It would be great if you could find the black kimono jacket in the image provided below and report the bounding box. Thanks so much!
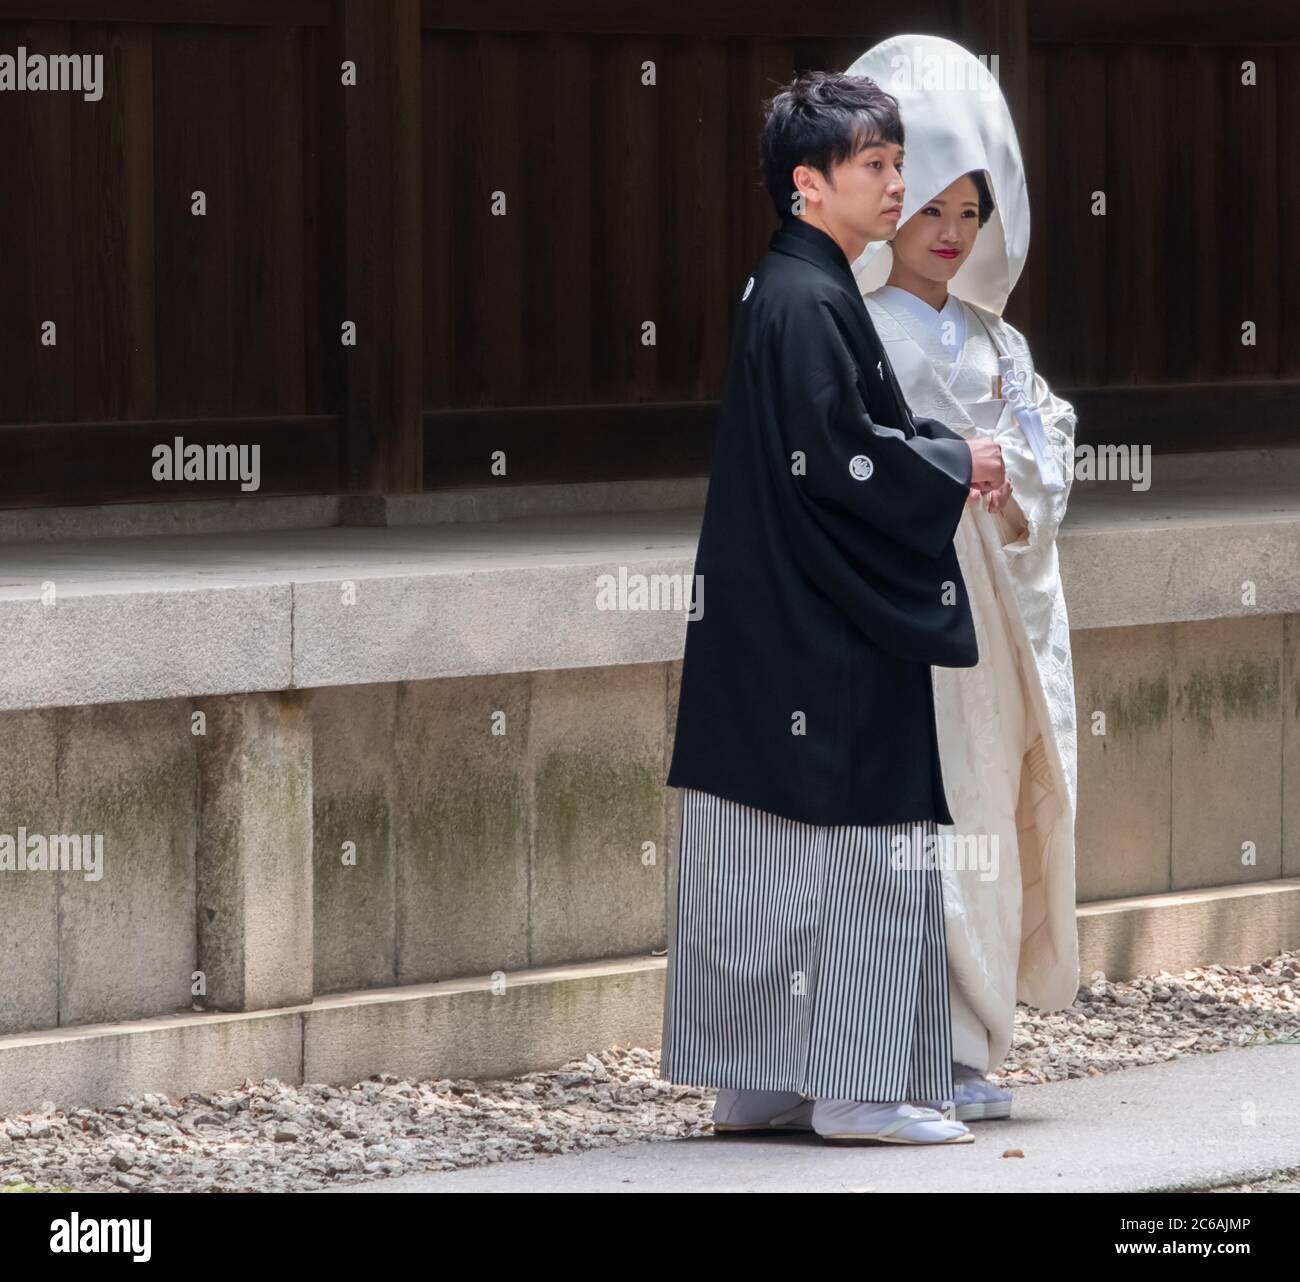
[665,215,978,827]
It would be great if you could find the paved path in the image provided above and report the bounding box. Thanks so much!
[338,1044,1300,1192]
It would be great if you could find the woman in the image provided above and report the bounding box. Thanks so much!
[844,34,1081,1119]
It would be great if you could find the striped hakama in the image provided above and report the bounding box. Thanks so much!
[660,788,956,1103]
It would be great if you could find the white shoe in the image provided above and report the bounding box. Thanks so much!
[812,1099,973,1145]
[920,1074,1013,1122]
[711,1088,814,1133]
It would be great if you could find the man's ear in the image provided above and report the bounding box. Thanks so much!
[792,163,820,206]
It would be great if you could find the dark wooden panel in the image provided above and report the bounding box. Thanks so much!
[423,402,717,486]
[1067,381,1300,452]
[153,25,233,415]
[0,2,329,25]
[660,40,729,400]
[1016,38,1047,342]
[71,24,155,420]
[725,41,790,303]
[1279,47,1300,379]
[591,34,663,401]
[340,0,422,491]
[0,21,75,423]
[229,26,307,415]
[422,0,959,37]
[1034,44,1107,386]
[0,416,340,506]
[421,31,460,407]
[1031,0,1300,45]
[1105,45,1172,385]
[303,14,345,415]
[470,31,523,404]
[535,33,594,401]
[1220,47,1278,380]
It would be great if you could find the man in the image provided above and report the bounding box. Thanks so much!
[660,70,1006,1145]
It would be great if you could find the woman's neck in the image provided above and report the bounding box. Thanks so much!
[883,261,949,314]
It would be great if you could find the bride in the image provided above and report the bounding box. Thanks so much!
[846,34,1081,1120]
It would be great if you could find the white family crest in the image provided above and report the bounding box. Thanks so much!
[849,454,874,481]
[741,275,755,301]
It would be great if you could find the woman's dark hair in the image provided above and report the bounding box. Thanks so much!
[760,71,904,221]
[968,169,995,227]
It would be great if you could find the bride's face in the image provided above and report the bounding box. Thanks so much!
[890,174,981,284]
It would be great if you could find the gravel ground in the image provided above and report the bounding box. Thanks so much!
[2,949,1296,1194]
[1201,1167,1300,1193]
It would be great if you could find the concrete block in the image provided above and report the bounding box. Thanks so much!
[194,692,313,1011]
[302,957,665,1085]
[1172,617,1283,890]
[1284,616,1300,879]
[1079,879,1300,983]
[290,549,693,689]
[0,1008,304,1115]
[1072,624,1173,900]
[0,709,60,1034]
[56,701,196,1028]
[311,684,397,993]
[0,584,292,712]
[394,675,530,983]
[528,665,668,966]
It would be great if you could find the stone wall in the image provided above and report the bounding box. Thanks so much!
[0,618,1296,1039]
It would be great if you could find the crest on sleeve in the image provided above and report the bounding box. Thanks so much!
[741,276,755,301]
[849,454,874,481]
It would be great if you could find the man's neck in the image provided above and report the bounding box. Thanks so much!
[795,212,865,268]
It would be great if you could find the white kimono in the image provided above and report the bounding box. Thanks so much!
[865,284,1080,1074]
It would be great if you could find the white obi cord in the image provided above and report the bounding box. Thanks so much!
[998,357,1066,491]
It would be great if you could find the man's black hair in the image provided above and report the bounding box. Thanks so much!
[760,71,904,222]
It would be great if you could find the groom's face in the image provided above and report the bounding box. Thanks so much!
[822,140,905,244]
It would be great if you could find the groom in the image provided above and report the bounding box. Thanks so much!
[663,70,1006,1144]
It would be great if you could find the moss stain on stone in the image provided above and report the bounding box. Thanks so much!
[534,749,662,867]
[1180,657,1279,737]
[1091,675,1169,736]
[313,788,394,989]
[399,762,527,973]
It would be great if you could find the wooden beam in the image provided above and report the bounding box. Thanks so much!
[420,0,956,37]
[422,401,717,486]
[1029,0,1300,45]
[1065,381,1300,453]
[0,415,340,506]
[0,1,330,24]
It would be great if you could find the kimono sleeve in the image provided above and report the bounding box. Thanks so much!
[912,415,966,444]
[992,321,1076,558]
[774,304,972,560]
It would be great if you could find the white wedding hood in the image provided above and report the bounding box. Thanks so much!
[845,34,1028,317]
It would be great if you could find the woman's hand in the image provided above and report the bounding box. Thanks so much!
[984,478,1014,514]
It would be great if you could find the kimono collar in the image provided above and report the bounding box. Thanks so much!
[769,217,863,295]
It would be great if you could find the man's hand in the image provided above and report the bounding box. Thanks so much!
[966,437,1005,489]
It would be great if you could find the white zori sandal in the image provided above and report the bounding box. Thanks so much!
[711,1088,814,1133]
[812,1100,973,1145]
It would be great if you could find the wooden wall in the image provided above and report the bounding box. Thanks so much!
[1019,3,1300,445]
[0,0,1295,506]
